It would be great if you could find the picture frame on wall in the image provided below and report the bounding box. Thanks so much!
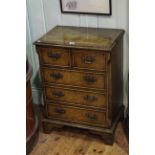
[60,0,112,15]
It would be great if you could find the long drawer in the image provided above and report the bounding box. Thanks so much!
[44,86,107,109]
[47,104,107,127]
[42,68,106,89]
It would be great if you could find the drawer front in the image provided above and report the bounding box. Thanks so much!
[39,47,70,67]
[45,86,107,109]
[73,49,106,70]
[42,68,105,89]
[47,104,107,127]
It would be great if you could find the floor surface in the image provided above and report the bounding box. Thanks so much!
[30,122,129,155]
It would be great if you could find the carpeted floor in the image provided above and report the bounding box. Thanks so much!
[30,122,128,155]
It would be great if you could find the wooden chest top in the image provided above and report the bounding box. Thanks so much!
[34,26,124,51]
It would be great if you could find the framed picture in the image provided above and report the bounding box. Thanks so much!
[60,0,112,15]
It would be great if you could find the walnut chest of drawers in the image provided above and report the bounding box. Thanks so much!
[34,26,124,144]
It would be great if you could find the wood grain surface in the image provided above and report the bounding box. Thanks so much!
[44,85,107,109]
[34,26,124,51]
[46,103,107,127]
[42,68,106,89]
[34,26,124,145]
[30,122,128,155]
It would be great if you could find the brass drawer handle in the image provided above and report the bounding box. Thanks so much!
[54,108,65,114]
[52,91,64,97]
[84,95,97,101]
[82,56,95,64]
[85,113,97,120]
[48,53,61,60]
[50,73,63,80]
[83,75,96,83]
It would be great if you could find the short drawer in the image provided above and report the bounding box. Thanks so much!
[39,46,70,67]
[47,104,107,127]
[42,68,106,89]
[72,49,106,71]
[45,86,107,109]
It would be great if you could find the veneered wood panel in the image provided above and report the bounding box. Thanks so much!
[34,26,123,51]
[42,68,106,89]
[44,86,107,109]
[111,38,123,121]
[34,26,124,144]
[47,104,107,127]
[39,46,70,67]
[27,0,128,108]
[72,49,106,71]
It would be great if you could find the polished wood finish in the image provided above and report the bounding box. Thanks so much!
[72,49,106,71]
[42,106,123,145]
[111,38,124,121]
[34,26,123,51]
[39,46,70,67]
[34,26,124,145]
[44,86,107,109]
[42,68,106,89]
[47,104,107,127]
[26,61,39,154]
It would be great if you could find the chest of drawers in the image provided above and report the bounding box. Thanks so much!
[34,26,124,144]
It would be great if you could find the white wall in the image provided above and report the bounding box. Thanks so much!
[26,0,129,109]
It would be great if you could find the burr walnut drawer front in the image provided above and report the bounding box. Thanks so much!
[47,104,107,127]
[72,49,106,71]
[39,47,70,67]
[45,86,107,109]
[42,68,106,89]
